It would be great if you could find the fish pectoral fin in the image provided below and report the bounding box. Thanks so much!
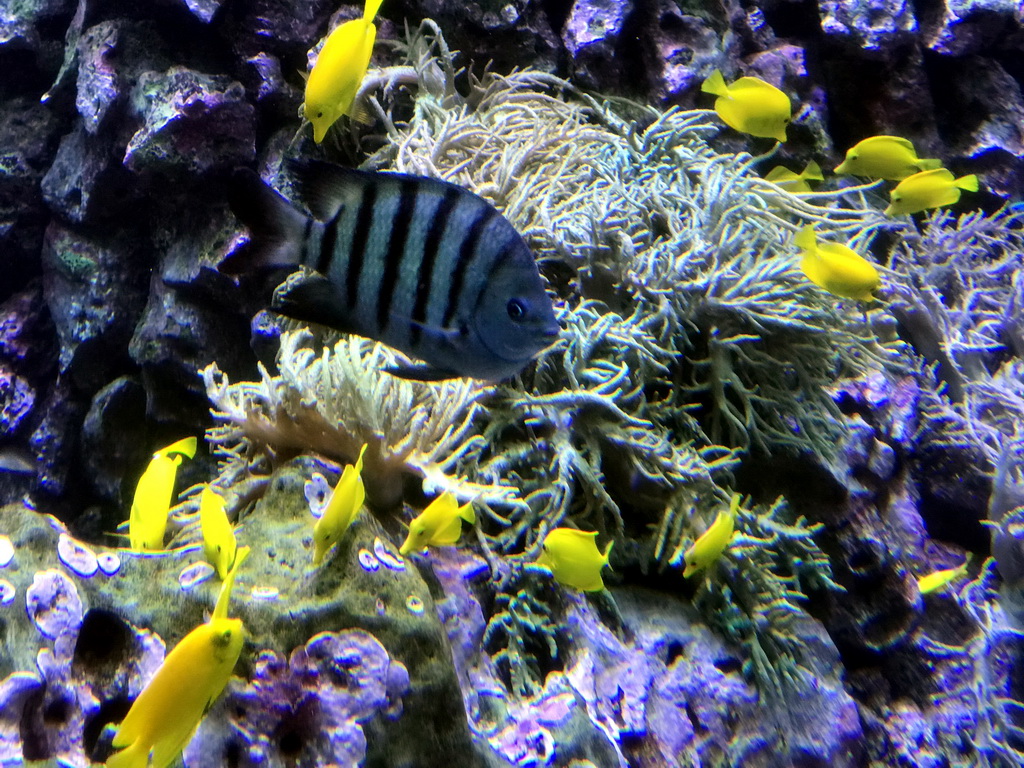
[271,274,350,329]
[383,363,461,381]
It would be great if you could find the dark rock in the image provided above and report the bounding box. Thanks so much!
[932,56,1024,199]
[0,284,56,377]
[123,66,256,176]
[641,0,741,103]
[75,20,120,133]
[240,51,303,121]
[28,374,87,497]
[920,0,1024,56]
[79,375,149,507]
[0,96,63,299]
[40,123,135,224]
[817,0,917,53]
[173,0,225,24]
[41,220,148,393]
[224,0,335,59]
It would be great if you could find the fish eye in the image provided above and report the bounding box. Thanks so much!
[507,298,527,321]
[316,110,323,118]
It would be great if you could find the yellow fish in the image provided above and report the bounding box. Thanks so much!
[399,492,476,555]
[764,160,823,193]
[834,136,941,180]
[794,224,880,301]
[312,445,367,565]
[107,549,248,768]
[303,0,385,143]
[536,528,613,592]
[700,69,791,142]
[682,494,739,578]
[199,487,237,580]
[884,168,979,216]
[128,437,198,551]
[917,558,968,595]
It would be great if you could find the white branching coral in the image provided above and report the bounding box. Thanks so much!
[201,330,519,509]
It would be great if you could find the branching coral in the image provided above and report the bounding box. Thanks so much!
[684,497,843,700]
[920,558,1024,768]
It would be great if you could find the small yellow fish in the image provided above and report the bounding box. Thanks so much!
[399,492,476,555]
[303,0,385,143]
[834,136,941,181]
[884,168,979,216]
[107,549,247,768]
[764,160,823,193]
[917,559,968,595]
[794,224,880,301]
[701,69,791,142]
[128,437,198,551]
[683,494,739,578]
[199,487,237,580]
[536,528,613,592]
[312,445,367,566]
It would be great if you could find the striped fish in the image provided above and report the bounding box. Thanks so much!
[223,160,559,381]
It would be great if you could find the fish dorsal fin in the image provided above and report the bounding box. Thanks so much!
[871,135,914,151]
[802,160,823,181]
[363,0,385,22]
[288,159,375,221]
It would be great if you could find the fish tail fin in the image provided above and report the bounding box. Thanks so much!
[458,501,477,525]
[363,0,384,21]
[802,160,823,181]
[793,224,817,252]
[956,174,979,192]
[602,540,614,566]
[221,169,307,275]
[106,740,149,768]
[701,69,728,96]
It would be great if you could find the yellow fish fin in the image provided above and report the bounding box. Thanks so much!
[432,514,464,546]
[701,69,728,96]
[156,436,197,460]
[458,501,476,525]
[712,96,747,134]
[602,540,614,566]
[955,174,979,192]
[362,0,385,21]
[794,224,817,253]
[105,738,149,768]
[916,158,942,171]
[213,546,250,621]
[802,160,823,181]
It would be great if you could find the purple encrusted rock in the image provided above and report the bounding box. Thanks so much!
[124,66,255,175]
[817,0,917,53]
[562,0,634,91]
[187,629,410,768]
[174,0,225,24]
[922,0,1024,55]
[0,672,44,765]
[0,364,34,435]
[25,569,83,640]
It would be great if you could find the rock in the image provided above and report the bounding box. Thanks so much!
[41,220,148,393]
[75,21,120,134]
[0,363,34,436]
[563,0,634,91]
[921,0,1024,56]
[79,376,149,507]
[41,123,136,224]
[174,0,225,24]
[817,0,917,53]
[932,56,1024,199]
[124,66,255,176]
[225,0,335,59]
[28,374,87,497]
[0,97,63,299]
[240,51,303,121]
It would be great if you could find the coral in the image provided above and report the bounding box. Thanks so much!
[201,329,516,511]
[186,630,410,768]
[684,496,844,699]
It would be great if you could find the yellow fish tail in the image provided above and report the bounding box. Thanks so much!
[458,501,476,525]
[362,0,384,21]
[156,436,198,460]
[213,546,250,621]
[701,69,728,96]
[802,160,823,182]
[602,540,613,566]
[955,174,979,192]
[794,224,817,252]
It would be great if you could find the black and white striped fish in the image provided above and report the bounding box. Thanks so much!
[223,160,559,381]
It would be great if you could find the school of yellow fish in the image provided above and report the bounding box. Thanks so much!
[701,71,982,304]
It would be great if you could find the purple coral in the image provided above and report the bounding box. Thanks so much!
[187,630,409,768]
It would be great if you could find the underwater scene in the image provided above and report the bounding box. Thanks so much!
[0,0,1023,765]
